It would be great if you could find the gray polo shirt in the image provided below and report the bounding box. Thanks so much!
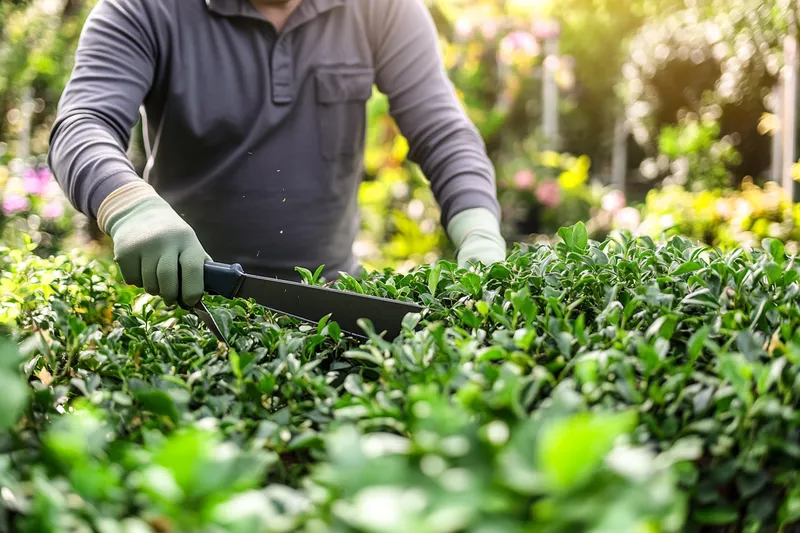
[48,0,501,281]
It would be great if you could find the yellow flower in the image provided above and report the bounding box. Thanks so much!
[358,181,388,205]
[539,151,562,168]
[363,148,384,175]
[793,160,800,182]
[391,135,409,163]
[557,154,590,190]
[377,166,407,184]
[757,112,778,136]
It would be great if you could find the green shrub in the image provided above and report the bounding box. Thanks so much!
[628,180,800,254]
[1,224,800,532]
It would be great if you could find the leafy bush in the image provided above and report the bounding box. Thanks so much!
[619,0,796,181]
[357,2,580,269]
[496,150,626,243]
[630,180,800,254]
[356,91,449,272]
[640,117,742,190]
[2,224,800,531]
[0,161,77,256]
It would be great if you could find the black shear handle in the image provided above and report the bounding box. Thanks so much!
[177,261,244,310]
[203,261,245,299]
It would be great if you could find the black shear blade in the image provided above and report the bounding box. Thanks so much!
[192,300,228,344]
[236,274,422,340]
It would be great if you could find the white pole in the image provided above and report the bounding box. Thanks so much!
[542,26,559,149]
[771,83,783,183]
[781,32,798,201]
[612,114,628,190]
[18,86,34,165]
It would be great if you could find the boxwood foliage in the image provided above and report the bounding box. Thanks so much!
[1,223,800,532]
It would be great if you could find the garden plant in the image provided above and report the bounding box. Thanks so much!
[0,223,799,532]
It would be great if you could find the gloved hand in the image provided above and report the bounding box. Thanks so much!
[97,180,209,307]
[447,207,506,267]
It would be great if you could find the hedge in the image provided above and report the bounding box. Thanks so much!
[0,223,799,532]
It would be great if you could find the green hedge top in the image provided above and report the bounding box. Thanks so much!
[1,223,799,533]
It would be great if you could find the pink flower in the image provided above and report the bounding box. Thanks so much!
[514,170,536,190]
[3,194,30,215]
[41,200,65,220]
[498,31,540,63]
[613,207,641,232]
[43,180,62,200]
[481,21,498,40]
[531,19,561,40]
[601,190,626,213]
[543,55,561,72]
[21,167,52,196]
[535,180,561,208]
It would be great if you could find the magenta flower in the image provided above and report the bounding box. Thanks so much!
[42,200,65,220]
[3,194,30,215]
[513,170,536,190]
[21,167,52,196]
[535,180,561,208]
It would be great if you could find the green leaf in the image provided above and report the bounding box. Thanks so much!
[135,389,181,424]
[317,314,330,335]
[693,507,739,525]
[461,272,483,297]
[313,264,326,284]
[780,485,800,526]
[537,410,637,492]
[764,238,785,264]
[573,222,588,252]
[428,263,442,297]
[646,315,677,341]
[295,267,315,285]
[574,313,587,345]
[0,337,27,431]
[557,226,574,249]
[637,342,662,375]
[511,287,537,324]
[458,308,482,329]
[687,326,710,361]
[672,261,702,275]
[477,346,507,362]
[208,306,233,341]
[230,348,243,384]
[718,353,754,406]
[327,321,342,342]
[765,262,783,284]
[0,371,27,431]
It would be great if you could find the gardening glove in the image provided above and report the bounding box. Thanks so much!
[97,180,209,307]
[447,207,506,267]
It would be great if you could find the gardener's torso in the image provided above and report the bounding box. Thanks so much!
[138,0,377,281]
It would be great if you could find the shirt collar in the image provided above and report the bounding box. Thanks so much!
[205,0,345,19]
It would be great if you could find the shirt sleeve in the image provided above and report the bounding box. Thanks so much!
[367,0,501,226]
[47,0,163,219]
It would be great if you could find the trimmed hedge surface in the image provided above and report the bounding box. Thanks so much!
[1,224,799,532]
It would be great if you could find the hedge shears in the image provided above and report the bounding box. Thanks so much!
[189,262,423,344]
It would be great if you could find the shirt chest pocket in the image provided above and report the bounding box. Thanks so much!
[315,67,375,160]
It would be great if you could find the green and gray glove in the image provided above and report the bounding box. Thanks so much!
[447,207,506,267]
[97,181,209,307]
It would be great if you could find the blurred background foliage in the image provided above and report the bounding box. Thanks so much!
[0,0,799,271]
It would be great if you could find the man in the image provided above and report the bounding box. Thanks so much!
[48,0,506,308]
